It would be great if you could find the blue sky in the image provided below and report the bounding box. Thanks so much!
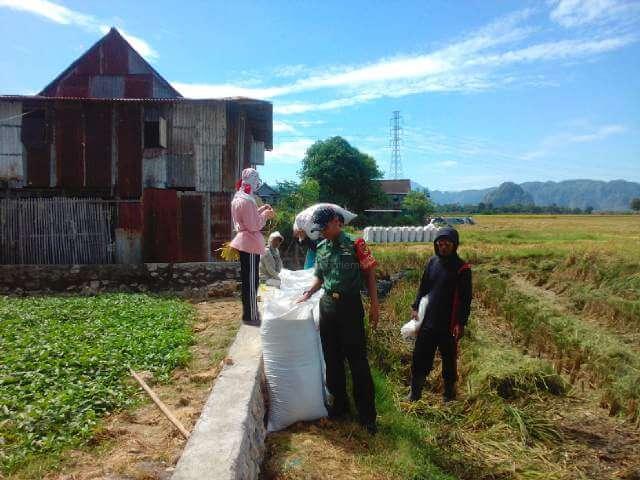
[1,0,638,191]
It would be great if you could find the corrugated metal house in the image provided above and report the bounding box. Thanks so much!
[0,28,272,264]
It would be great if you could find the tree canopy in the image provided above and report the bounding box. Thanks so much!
[299,136,386,212]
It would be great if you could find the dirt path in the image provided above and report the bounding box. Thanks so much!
[39,298,241,480]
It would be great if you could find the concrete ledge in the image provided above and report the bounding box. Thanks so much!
[172,324,266,480]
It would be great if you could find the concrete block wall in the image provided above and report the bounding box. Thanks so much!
[172,325,267,480]
[0,262,240,296]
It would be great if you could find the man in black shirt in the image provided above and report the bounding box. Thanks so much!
[408,227,472,402]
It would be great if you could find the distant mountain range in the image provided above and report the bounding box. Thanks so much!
[418,180,640,211]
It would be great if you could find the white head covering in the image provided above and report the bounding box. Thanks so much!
[239,168,261,194]
[268,231,284,242]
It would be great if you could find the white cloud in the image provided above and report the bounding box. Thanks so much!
[522,123,628,159]
[273,121,296,133]
[173,7,636,113]
[548,0,639,28]
[0,0,94,26]
[0,0,158,60]
[437,160,459,167]
[265,139,315,164]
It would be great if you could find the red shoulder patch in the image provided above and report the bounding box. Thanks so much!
[354,238,377,271]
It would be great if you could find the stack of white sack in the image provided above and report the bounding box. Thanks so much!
[260,268,327,432]
[400,295,429,341]
[294,203,357,241]
[363,223,440,243]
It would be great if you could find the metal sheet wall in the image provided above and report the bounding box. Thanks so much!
[85,104,112,188]
[55,106,84,188]
[143,152,167,188]
[115,202,143,263]
[210,191,233,260]
[0,102,23,181]
[117,104,142,198]
[89,76,125,98]
[143,188,180,262]
[179,193,205,261]
[124,75,152,98]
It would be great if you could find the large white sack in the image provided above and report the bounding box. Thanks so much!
[425,224,438,242]
[400,295,429,341]
[381,227,388,243]
[394,227,402,243]
[401,227,409,242]
[363,227,371,242]
[261,287,327,432]
[408,227,417,242]
[371,226,380,243]
[294,203,357,240]
[415,227,424,242]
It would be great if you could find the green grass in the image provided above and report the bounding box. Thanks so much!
[0,293,195,474]
[476,270,640,421]
[366,274,570,479]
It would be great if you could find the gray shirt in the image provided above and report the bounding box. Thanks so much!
[260,246,283,280]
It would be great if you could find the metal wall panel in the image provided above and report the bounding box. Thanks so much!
[0,102,23,181]
[124,75,152,98]
[55,106,84,188]
[57,75,90,97]
[179,193,205,261]
[89,76,125,98]
[251,140,265,166]
[26,147,50,187]
[116,104,142,198]
[222,105,238,192]
[153,78,179,98]
[210,191,233,260]
[194,143,222,192]
[128,51,151,74]
[85,103,112,188]
[102,34,129,75]
[143,152,167,188]
[143,188,180,262]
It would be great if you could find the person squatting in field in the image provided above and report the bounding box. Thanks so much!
[408,227,472,402]
[229,168,275,325]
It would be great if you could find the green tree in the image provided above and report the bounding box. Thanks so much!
[631,197,640,212]
[299,136,385,212]
[401,190,435,223]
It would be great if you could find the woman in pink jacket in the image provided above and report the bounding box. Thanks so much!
[230,168,275,325]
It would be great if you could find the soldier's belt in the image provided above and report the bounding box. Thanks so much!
[324,291,360,301]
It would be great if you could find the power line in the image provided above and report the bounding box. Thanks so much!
[389,110,403,179]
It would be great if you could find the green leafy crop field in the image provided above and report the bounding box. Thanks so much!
[0,294,194,474]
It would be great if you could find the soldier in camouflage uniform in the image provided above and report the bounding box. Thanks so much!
[298,207,379,434]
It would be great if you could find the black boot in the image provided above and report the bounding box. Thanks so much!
[443,381,456,402]
[406,376,425,402]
